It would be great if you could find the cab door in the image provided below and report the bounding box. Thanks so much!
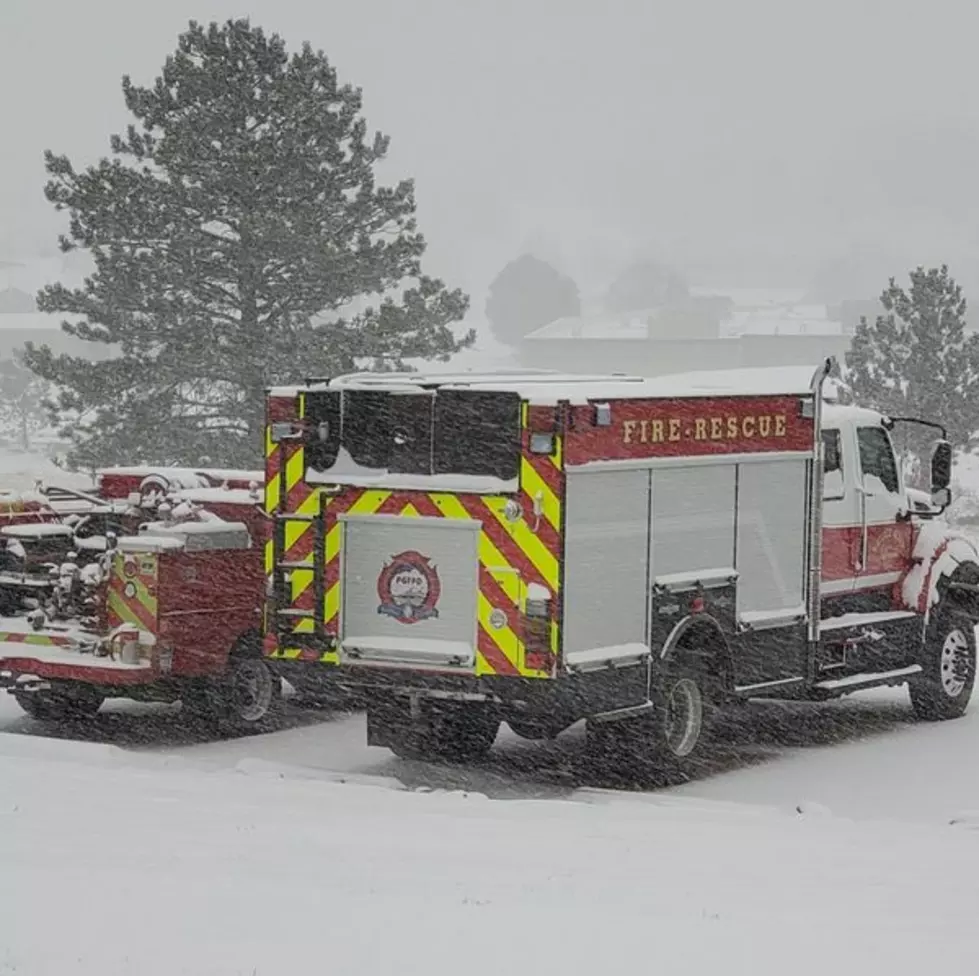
[854,424,913,593]
[820,427,860,597]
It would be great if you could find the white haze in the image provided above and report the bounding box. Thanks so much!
[3,0,979,299]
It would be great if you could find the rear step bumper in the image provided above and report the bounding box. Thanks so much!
[0,657,157,688]
[272,659,647,713]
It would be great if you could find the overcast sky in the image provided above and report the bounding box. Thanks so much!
[3,0,979,300]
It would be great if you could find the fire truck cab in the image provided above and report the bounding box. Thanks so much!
[262,362,979,770]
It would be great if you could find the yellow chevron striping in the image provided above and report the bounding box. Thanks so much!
[285,449,305,495]
[283,487,323,551]
[106,589,136,628]
[429,492,474,523]
[315,490,392,623]
[264,538,274,576]
[352,490,392,514]
[475,590,520,676]
[323,582,340,627]
[550,434,563,471]
[485,502,560,591]
[519,457,561,532]
[265,429,282,514]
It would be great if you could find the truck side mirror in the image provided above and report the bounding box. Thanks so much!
[930,440,953,510]
[931,440,952,492]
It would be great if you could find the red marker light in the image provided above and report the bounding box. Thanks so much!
[690,596,705,614]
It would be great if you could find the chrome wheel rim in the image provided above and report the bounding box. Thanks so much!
[940,629,971,698]
[232,660,274,722]
[664,677,703,757]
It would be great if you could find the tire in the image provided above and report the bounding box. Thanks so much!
[182,656,283,731]
[374,699,500,763]
[587,661,710,782]
[225,656,283,730]
[13,689,104,721]
[909,606,976,721]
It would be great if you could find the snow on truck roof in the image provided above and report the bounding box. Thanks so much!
[821,403,888,427]
[272,364,828,404]
[97,466,263,483]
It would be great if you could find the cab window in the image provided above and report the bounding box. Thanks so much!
[822,429,844,499]
[857,426,900,494]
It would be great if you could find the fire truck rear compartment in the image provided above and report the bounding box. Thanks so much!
[561,457,809,688]
[337,514,482,670]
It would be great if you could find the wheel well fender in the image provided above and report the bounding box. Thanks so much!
[228,629,263,660]
[657,613,734,690]
[936,560,979,618]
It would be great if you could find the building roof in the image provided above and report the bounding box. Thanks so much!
[523,287,849,342]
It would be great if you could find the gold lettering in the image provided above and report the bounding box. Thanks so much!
[775,414,786,437]
[727,416,739,439]
[758,415,772,437]
[694,418,708,440]
[669,418,681,442]
[710,417,723,440]
[623,419,637,444]
[742,416,756,437]
[639,419,650,444]
[650,419,665,443]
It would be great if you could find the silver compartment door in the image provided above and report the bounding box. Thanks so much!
[338,514,480,668]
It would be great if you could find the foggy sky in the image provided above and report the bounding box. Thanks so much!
[4,0,979,300]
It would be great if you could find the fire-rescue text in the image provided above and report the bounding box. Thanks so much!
[621,413,788,445]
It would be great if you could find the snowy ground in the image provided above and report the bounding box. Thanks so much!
[2,693,979,975]
[5,687,979,974]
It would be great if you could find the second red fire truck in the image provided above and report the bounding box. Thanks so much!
[261,361,979,771]
[0,467,278,727]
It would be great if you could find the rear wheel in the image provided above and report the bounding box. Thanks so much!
[13,689,104,721]
[588,660,711,783]
[372,698,500,763]
[910,606,976,721]
[181,655,283,731]
[227,657,281,725]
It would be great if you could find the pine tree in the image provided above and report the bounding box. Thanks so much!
[26,19,470,469]
[485,255,580,347]
[0,352,49,451]
[845,265,979,452]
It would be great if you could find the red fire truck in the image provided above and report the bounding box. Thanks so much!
[262,362,979,770]
[0,469,278,727]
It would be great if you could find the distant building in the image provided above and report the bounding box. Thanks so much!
[520,287,854,376]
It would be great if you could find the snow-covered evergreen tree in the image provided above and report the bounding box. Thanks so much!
[26,19,471,468]
[845,266,979,452]
[0,352,49,451]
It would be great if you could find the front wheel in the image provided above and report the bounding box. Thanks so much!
[910,609,976,721]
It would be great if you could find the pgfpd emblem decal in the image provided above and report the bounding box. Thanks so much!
[377,551,441,623]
